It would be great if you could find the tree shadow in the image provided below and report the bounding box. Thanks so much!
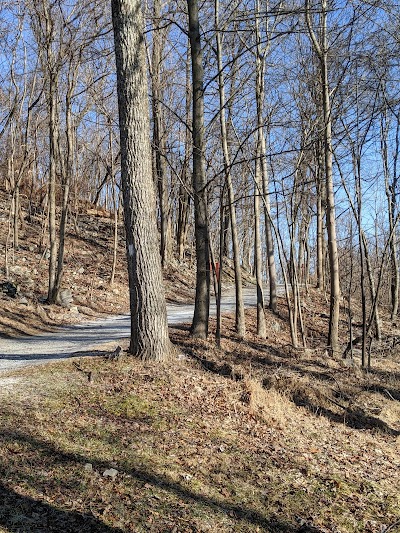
[171,328,400,437]
[65,231,110,251]
[0,428,297,532]
[244,340,291,361]
[0,481,123,532]
[187,349,244,381]
[0,349,111,362]
[0,308,56,337]
[290,391,400,436]
[367,367,400,383]
[362,383,400,402]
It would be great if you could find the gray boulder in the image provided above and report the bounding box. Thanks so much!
[57,289,73,308]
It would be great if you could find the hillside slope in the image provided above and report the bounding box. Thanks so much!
[0,190,195,337]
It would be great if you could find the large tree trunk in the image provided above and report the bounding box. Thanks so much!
[187,0,210,339]
[112,0,172,360]
[32,0,59,304]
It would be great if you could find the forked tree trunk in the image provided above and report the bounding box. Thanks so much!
[187,0,210,339]
[112,0,172,360]
[306,0,340,356]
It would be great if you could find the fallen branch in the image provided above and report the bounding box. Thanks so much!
[384,389,396,401]
[383,519,400,532]
[72,361,93,382]
[322,393,348,411]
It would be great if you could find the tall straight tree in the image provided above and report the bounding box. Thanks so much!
[253,0,267,338]
[30,0,59,303]
[187,0,210,339]
[111,0,172,360]
[176,47,192,262]
[306,0,340,356]
[150,0,170,268]
[254,0,278,315]
[215,0,245,338]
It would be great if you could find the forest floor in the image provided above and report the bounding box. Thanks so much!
[0,193,400,532]
[0,295,399,532]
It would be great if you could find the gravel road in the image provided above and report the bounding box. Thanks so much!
[0,287,258,372]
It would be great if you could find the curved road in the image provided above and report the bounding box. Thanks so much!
[0,287,258,372]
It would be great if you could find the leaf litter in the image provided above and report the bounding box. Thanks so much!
[0,292,398,532]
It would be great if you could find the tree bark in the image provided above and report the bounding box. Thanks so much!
[215,0,245,338]
[316,145,325,290]
[306,0,340,356]
[47,64,58,303]
[253,0,267,338]
[381,112,399,321]
[53,59,77,301]
[151,0,170,268]
[112,0,172,360]
[254,161,266,339]
[260,132,277,313]
[254,0,277,314]
[109,124,118,286]
[187,0,210,339]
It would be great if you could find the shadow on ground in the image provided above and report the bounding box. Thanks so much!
[0,428,297,533]
[0,350,111,362]
[0,482,123,533]
[170,322,400,437]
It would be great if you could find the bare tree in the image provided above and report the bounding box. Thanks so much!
[215,0,245,337]
[306,0,341,356]
[112,0,173,360]
[150,0,171,267]
[187,0,210,339]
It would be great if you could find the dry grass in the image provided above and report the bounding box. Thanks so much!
[0,294,399,532]
[241,378,296,428]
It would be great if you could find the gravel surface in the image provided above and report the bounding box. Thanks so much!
[0,287,258,372]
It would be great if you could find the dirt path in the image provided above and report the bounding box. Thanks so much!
[0,287,258,372]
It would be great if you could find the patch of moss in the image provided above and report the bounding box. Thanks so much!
[104,394,158,421]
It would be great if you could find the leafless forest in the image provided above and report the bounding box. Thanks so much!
[1,0,400,364]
